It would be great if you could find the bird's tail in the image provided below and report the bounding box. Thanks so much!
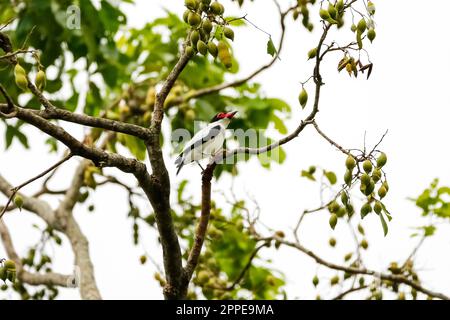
[175,154,184,175]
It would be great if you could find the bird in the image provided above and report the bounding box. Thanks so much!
[175,111,237,175]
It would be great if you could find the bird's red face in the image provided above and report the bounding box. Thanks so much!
[212,111,237,122]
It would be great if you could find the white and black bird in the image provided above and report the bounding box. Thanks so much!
[175,111,237,175]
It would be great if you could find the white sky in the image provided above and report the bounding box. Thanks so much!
[1,0,450,299]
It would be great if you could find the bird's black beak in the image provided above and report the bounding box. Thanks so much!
[227,111,238,118]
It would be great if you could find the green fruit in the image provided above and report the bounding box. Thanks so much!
[312,275,319,287]
[382,181,389,192]
[328,4,337,20]
[197,40,208,55]
[330,275,339,285]
[360,202,372,218]
[207,41,218,57]
[307,47,317,59]
[376,152,387,168]
[336,206,346,218]
[360,173,370,186]
[1,284,7,291]
[184,46,195,57]
[368,28,376,42]
[197,270,209,284]
[357,30,363,49]
[185,0,198,10]
[365,179,375,195]
[361,239,369,249]
[345,155,356,170]
[0,267,7,281]
[329,213,338,230]
[188,12,201,26]
[372,168,382,182]
[319,9,331,20]
[344,252,353,262]
[190,30,200,46]
[202,19,213,34]
[357,18,367,33]
[183,10,190,23]
[363,160,373,173]
[346,204,355,217]
[217,41,232,68]
[340,191,349,205]
[299,88,308,108]
[329,237,337,247]
[378,185,387,199]
[336,0,344,12]
[35,70,46,90]
[344,169,353,186]
[210,1,224,15]
[374,201,382,214]
[328,200,340,213]
[202,0,211,4]
[351,24,357,32]
[14,195,24,210]
[308,165,316,174]
[139,255,147,264]
[223,27,234,41]
[368,1,376,15]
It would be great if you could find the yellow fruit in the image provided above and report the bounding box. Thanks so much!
[298,88,308,108]
[307,47,317,60]
[207,41,218,58]
[188,12,201,26]
[4,260,15,271]
[197,40,208,55]
[14,70,28,91]
[217,41,232,68]
[223,27,234,41]
[275,230,285,238]
[329,213,338,230]
[145,87,156,107]
[35,70,46,91]
[14,195,23,210]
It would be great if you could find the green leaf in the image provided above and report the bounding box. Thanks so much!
[324,170,337,185]
[379,212,388,236]
[422,225,436,237]
[301,170,316,181]
[177,180,188,203]
[271,114,287,134]
[267,37,277,57]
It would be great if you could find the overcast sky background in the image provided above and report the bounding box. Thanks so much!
[1,0,450,299]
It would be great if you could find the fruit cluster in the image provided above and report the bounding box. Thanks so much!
[183,0,235,69]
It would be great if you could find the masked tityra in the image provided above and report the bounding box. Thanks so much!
[175,111,237,175]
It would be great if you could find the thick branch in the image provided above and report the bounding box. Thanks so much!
[184,162,217,284]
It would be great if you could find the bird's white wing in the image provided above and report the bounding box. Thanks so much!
[181,122,223,155]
